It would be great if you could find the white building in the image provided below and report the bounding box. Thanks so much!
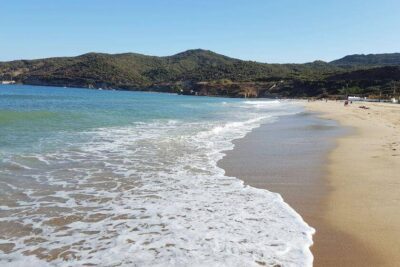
[348,96,365,101]
[1,80,16,85]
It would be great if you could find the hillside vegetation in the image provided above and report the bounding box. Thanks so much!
[330,53,400,66]
[1,49,399,98]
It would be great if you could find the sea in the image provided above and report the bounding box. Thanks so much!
[0,85,314,267]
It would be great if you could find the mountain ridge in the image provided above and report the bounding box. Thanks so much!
[330,53,400,66]
[1,49,399,98]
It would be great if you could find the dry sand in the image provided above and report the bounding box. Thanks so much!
[303,101,400,266]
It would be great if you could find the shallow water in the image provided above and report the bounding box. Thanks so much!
[0,85,314,266]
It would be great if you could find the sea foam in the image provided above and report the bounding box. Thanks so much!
[0,100,314,267]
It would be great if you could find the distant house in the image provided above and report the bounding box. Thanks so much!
[348,96,365,101]
[1,80,16,85]
[348,95,382,102]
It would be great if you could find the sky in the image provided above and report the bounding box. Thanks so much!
[1,0,399,63]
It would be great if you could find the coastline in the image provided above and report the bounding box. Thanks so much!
[302,101,400,266]
[218,101,400,266]
[218,109,351,266]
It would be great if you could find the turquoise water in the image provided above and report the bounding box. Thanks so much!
[0,85,244,153]
[0,85,314,267]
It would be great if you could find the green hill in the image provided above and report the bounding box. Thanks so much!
[1,49,399,98]
[0,49,337,85]
[330,53,400,66]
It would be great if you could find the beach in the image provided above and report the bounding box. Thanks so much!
[2,85,399,266]
[304,101,400,266]
[220,100,400,266]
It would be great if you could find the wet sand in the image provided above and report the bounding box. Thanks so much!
[218,107,385,266]
[303,101,400,266]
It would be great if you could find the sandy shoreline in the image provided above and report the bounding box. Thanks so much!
[218,109,351,266]
[303,101,400,266]
[220,101,400,266]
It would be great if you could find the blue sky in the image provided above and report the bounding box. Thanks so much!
[1,0,399,63]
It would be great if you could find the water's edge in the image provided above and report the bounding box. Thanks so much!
[218,107,345,266]
[1,87,315,266]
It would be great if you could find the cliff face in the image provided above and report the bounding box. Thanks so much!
[1,50,400,98]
